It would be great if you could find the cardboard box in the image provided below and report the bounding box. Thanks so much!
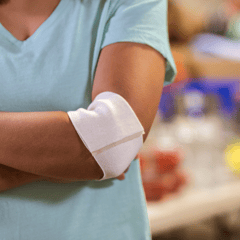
[171,44,240,80]
[189,52,240,80]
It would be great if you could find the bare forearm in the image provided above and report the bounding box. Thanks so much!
[0,111,103,180]
[0,164,42,192]
[0,165,77,192]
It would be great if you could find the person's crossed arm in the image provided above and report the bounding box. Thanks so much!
[0,42,165,192]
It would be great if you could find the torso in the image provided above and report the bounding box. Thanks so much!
[0,1,152,239]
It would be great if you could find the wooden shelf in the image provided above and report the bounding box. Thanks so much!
[147,180,240,235]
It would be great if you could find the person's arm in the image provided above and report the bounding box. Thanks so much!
[0,164,42,192]
[92,42,166,143]
[0,42,165,182]
[0,163,129,192]
[0,111,103,181]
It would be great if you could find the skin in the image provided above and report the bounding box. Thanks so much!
[0,0,62,41]
[0,0,10,6]
[231,0,240,10]
[0,0,166,192]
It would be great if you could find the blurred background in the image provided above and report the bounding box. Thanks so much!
[140,0,240,239]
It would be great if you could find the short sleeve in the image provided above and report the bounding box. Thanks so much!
[101,0,177,85]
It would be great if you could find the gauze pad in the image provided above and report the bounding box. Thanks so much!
[67,91,145,180]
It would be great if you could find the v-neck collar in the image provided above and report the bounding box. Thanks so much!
[0,0,68,49]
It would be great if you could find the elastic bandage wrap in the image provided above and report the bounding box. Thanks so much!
[67,91,145,180]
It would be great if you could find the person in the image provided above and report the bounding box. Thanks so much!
[0,0,176,239]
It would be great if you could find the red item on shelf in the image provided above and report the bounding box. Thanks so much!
[174,170,189,189]
[143,179,167,202]
[154,150,181,174]
[143,171,189,201]
[160,173,178,193]
[140,148,189,201]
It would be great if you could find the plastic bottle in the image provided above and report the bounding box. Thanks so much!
[213,85,239,184]
[173,80,223,190]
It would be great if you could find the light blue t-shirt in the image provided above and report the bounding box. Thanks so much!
[0,0,176,239]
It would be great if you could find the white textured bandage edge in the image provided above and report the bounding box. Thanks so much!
[67,91,145,180]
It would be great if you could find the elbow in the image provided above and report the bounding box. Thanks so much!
[93,133,144,180]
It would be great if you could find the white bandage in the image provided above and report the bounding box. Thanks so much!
[67,91,145,180]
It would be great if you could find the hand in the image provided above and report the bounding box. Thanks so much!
[116,154,139,181]
[47,154,140,182]
[116,166,130,181]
